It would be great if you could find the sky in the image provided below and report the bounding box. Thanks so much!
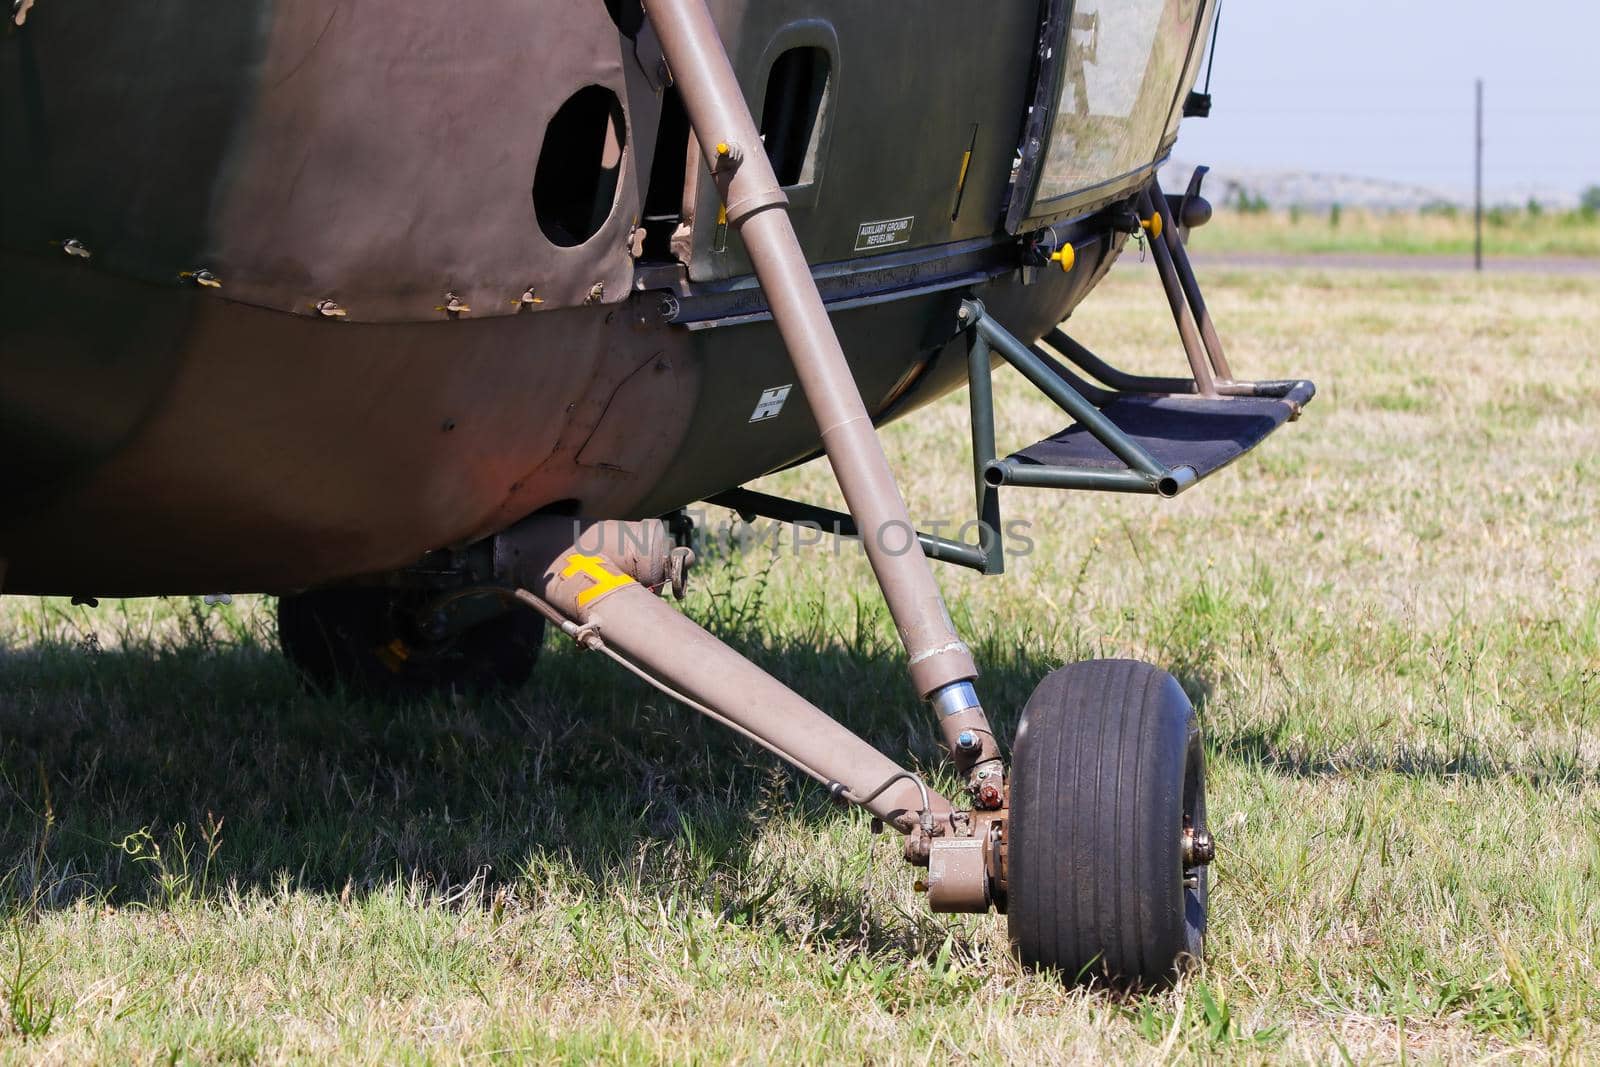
[1174,0,1600,205]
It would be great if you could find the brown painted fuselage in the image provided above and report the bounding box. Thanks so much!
[0,1,1212,595]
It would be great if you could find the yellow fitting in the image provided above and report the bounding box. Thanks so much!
[1049,243,1076,273]
[1141,211,1164,240]
[715,141,730,156]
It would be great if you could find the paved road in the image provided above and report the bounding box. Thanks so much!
[1178,251,1600,276]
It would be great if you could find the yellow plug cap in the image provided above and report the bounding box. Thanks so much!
[1140,212,1164,239]
[1049,243,1076,273]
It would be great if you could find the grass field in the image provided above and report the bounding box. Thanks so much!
[3,266,1598,1064]
[1189,206,1600,259]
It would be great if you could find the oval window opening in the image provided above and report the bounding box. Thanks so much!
[760,47,831,188]
[533,85,627,248]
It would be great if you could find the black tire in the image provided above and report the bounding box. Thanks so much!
[1007,659,1208,988]
[277,587,544,699]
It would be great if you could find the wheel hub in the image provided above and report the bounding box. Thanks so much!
[1182,826,1215,868]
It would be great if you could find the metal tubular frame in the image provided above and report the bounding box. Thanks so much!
[1138,187,1219,396]
[964,299,1193,499]
[705,488,996,572]
[1162,223,1234,382]
[969,301,1171,482]
[698,175,1312,578]
[965,330,1004,570]
[1042,328,1201,396]
[1044,327,1309,400]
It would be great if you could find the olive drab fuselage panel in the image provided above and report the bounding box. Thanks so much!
[0,1,1216,594]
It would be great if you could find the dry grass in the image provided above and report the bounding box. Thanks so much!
[2,265,1597,1064]
[1189,207,1600,258]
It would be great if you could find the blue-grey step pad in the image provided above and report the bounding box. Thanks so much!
[1008,382,1315,479]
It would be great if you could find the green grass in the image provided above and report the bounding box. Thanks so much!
[3,268,1598,1063]
[1189,206,1600,258]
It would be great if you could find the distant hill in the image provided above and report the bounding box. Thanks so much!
[1159,159,1581,212]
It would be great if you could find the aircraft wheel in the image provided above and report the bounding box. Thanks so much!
[277,587,545,699]
[1006,659,1209,988]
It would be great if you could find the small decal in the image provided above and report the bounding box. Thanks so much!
[854,215,914,252]
[561,553,636,607]
[749,385,792,423]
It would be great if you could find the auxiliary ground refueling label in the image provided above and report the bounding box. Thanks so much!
[854,216,914,252]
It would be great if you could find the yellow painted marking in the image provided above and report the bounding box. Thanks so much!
[717,203,728,225]
[561,553,635,607]
[956,149,972,189]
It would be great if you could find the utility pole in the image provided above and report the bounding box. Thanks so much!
[1474,78,1483,272]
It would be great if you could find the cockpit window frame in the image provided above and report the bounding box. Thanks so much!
[1004,0,1214,233]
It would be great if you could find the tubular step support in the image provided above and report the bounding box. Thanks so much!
[705,488,997,573]
[1043,328,1201,396]
[966,301,1171,482]
[1044,328,1315,401]
[647,0,983,708]
[965,329,1005,572]
[1138,188,1219,397]
[494,516,954,833]
[1156,177,1235,382]
[987,460,1186,496]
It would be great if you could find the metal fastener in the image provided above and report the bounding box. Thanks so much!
[1182,827,1216,867]
[180,269,221,288]
[712,139,743,173]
